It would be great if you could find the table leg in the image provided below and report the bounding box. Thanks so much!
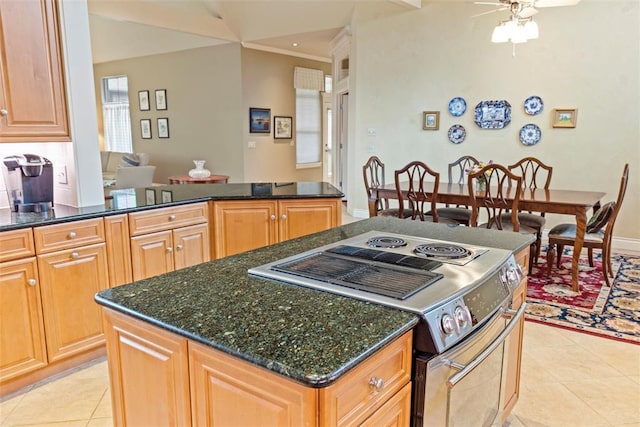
[571,209,588,292]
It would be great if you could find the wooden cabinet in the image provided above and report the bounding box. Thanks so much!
[500,247,530,423]
[0,0,69,141]
[212,198,341,258]
[102,306,412,427]
[104,214,133,287]
[34,219,109,362]
[129,203,210,280]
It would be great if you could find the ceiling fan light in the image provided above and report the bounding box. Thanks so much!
[524,20,539,39]
[492,24,509,43]
[510,24,528,43]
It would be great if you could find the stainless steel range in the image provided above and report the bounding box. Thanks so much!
[249,230,526,426]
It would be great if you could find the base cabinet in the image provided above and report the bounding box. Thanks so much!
[102,308,412,427]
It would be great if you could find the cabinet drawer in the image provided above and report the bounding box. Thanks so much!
[129,203,208,236]
[0,228,35,262]
[34,218,105,254]
[319,331,412,427]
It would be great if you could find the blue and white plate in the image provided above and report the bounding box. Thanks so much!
[448,124,466,144]
[448,97,467,117]
[474,100,512,129]
[524,96,544,115]
[519,124,542,146]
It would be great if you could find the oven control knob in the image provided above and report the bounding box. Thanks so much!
[454,305,472,328]
[440,313,458,335]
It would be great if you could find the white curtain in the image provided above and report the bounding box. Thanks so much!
[294,67,324,167]
[103,103,133,153]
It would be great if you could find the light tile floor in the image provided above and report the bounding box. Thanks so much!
[1,209,638,427]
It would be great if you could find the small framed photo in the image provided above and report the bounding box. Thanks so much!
[157,118,169,138]
[422,111,440,130]
[145,188,156,205]
[274,116,292,139]
[138,90,150,111]
[249,108,271,133]
[140,119,152,139]
[552,108,578,128]
[155,89,167,110]
[161,190,173,203]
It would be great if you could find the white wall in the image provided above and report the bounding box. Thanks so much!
[347,0,640,241]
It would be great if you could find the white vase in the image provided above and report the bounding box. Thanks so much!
[188,160,211,178]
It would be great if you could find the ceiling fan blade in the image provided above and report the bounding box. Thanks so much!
[471,7,508,18]
[473,1,505,6]
[519,6,539,18]
[534,0,581,7]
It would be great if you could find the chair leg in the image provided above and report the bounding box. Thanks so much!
[588,248,594,267]
[535,232,542,265]
[529,243,535,274]
[556,244,564,268]
[602,250,611,287]
[547,243,555,276]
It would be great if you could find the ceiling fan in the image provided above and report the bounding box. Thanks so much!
[474,0,581,45]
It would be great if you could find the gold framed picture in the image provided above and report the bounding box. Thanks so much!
[423,111,440,130]
[552,108,578,128]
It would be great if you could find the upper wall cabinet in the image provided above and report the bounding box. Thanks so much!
[0,0,70,142]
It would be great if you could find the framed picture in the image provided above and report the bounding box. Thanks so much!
[249,108,271,133]
[552,108,578,128]
[140,119,152,139]
[145,188,156,205]
[274,116,292,139]
[422,111,440,130]
[157,118,169,138]
[138,90,150,111]
[155,89,167,110]
[161,190,173,203]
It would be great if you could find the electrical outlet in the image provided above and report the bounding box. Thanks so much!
[57,165,68,184]
[248,141,256,149]
[367,128,377,137]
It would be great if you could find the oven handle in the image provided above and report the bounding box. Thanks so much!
[446,302,527,389]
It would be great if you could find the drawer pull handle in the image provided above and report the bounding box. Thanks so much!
[176,244,183,251]
[0,108,8,117]
[270,214,276,220]
[281,214,287,220]
[368,377,384,392]
[167,247,173,253]
[27,279,37,286]
[169,215,176,221]
[71,252,79,259]
[68,231,77,239]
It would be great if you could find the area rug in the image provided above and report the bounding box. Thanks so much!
[525,249,640,344]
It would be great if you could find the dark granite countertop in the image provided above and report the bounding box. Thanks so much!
[95,217,533,387]
[0,181,342,231]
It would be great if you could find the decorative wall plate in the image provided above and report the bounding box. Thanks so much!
[524,96,544,115]
[448,124,466,144]
[448,97,467,117]
[474,100,512,129]
[519,124,542,146]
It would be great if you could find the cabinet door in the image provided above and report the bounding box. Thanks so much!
[213,200,277,258]
[173,223,210,271]
[37,243,109,362]
[0,0,69,141]
[278,199,341,242]
[103,309,191,427]
[189,340,317,427]
[130,230,174,280]
[0,257,47,382]
[359,383,412,427]
[104,215,132,287]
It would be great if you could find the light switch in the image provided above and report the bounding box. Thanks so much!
[248,141,256,149]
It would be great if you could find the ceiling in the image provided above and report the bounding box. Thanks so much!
[87,0,424,64]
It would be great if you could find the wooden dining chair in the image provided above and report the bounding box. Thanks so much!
[467,163,538,269]
[503,157,553,266]
[546,163,629,286]
[363,156,409,218]
[395,161,459,224]
[436,155,479,226]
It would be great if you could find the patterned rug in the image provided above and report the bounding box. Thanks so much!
[525,249,640,344]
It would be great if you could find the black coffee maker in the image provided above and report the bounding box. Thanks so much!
[2,154,54,212]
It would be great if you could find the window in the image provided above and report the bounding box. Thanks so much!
[101,76,133,152]
[294,67,324,168]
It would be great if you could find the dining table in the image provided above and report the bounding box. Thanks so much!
[369,181,606,292]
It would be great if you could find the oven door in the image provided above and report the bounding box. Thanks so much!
[413,303,526,427]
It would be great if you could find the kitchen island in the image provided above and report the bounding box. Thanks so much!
[95,217,533,426]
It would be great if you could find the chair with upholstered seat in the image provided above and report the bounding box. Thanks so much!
[546,163,629,286]
[395,160,459,224]
[114,165,156,189]
[467,163,538,267]
[363,156,409,218]
[504,157,553,266]
[436,155,479,226]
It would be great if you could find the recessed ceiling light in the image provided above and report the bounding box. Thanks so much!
[292,42,299,47]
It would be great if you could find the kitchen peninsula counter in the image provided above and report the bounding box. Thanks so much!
[0,181,342,231]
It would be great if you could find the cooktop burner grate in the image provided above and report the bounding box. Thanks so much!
[414,243,472,259]
[366,236,408,249]
[272,252,442,300]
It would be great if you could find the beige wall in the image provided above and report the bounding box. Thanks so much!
[94,44,244,183]
[347,0,640,241]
